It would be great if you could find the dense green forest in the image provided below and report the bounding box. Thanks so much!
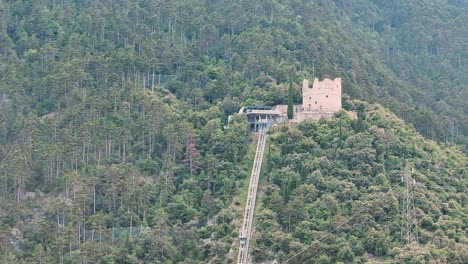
[0,0,466,263]
[253,101,467,263]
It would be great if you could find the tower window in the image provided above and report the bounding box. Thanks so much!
[326,95,328,98]
[309,97,311,99]
[315,102,317,104]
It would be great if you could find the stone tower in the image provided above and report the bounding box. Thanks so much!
[302,78,342,112]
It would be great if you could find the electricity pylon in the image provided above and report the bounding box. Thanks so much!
[401,165,418,244]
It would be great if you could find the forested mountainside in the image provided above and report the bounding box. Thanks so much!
[1,0,467,145]
[253,101,467,263]
[0,0,466,263]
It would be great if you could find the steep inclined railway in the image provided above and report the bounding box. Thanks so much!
[237,124,268,264]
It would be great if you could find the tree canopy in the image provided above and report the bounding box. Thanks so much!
[0,0,466,263]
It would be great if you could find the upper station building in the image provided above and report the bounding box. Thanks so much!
[232,77,345,131]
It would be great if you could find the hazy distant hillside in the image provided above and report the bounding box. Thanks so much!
[0,0,466,263]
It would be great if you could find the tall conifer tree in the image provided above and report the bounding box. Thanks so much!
[287,76,294,120]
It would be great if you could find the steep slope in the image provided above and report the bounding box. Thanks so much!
[252,100,467,263]
[0,0,466,146]
[0,88,252,262]
[0,0,466,263]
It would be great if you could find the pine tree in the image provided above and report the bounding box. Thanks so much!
[183,143,201,175]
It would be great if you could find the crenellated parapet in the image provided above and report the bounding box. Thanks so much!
[302,78,342,112]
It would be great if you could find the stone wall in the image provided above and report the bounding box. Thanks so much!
[302,78,342,112]
[294,111,335,122]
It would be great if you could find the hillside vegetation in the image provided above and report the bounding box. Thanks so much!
[253,101,467,263]
[1,0,467,144]
[0,0,466,263]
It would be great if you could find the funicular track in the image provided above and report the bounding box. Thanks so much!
[237,124,268,264]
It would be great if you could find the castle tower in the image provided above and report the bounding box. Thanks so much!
[302,78,342,112]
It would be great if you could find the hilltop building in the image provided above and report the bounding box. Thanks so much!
[231,77,345,131]
[302,77,342,112]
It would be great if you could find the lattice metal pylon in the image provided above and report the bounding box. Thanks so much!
[401,165,418,244]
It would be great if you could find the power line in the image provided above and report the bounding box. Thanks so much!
[302,210,415,263]
[303,213,374,263]
[281,181,403,264]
